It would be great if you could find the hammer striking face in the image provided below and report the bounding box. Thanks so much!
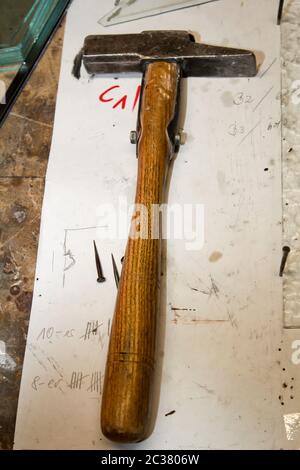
[82,30,257,444]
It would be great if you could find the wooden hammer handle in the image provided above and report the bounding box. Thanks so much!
[101,61,180,443]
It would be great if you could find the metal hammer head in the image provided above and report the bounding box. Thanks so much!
[83,30,256,77]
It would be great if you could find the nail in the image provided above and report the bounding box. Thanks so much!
[93,240,106,283]
[111,253,120,288]
[277,0,284,25]
[279,245,290,277]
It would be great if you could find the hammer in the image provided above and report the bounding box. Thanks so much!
[82,30,256,443]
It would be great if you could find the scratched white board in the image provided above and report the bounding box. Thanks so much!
[14,0,297,450]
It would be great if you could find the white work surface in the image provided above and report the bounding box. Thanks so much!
[14,0,300,450]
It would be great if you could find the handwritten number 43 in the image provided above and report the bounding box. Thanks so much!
[99,84,141,111]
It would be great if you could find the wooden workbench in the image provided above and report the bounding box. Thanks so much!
[0,23,64,450]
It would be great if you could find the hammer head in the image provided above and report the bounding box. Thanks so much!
[83,30,256,77]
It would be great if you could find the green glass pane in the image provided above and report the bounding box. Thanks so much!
[0,0,70,126]
[0,0,64,67]
[0,0,37,46]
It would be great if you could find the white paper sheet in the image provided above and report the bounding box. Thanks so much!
[14,0,296,450]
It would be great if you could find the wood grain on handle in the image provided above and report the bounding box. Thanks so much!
[101,61,180,443]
